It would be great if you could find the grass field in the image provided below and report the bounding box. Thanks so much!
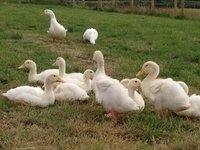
[0,2,200,149]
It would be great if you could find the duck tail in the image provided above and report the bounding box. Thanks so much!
[2,93,7,97]
[177,104,191,112]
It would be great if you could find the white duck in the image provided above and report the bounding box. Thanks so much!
[177,81,189,95]
[53,57,84,81]
[136,61,190,117]
[41,9,68,41]
[2,74,63,107]
[120,78,145,111]
[128,78,145,111]
[61,69,94,93]
[83,28,98,44]
[54,82,89,101]
[91,50,112,103]
[96,78,140,123]
[175,82,200,119]
[18,59,59,83]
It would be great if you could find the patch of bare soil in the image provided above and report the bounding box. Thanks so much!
[23,32,117,74]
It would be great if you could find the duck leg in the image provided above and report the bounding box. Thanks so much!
[159,109,166,118]
[14,100,30,106]
[53,38,56,42]
[159,109,170,118]
[159,109,163,118]
[111,109,118,124]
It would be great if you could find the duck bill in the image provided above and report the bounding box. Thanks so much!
[52,62,57,66]
[136,69,144,77]
[40,12,45,16]
[56,79,64,83]
[18,64,25,69]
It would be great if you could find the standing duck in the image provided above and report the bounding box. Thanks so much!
[83,28,98,44]
[41,9,68,41]
[96,78,140,123]
[91,51,112,103]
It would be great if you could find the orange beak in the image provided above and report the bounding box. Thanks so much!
[40,12,45,16]
[18,64,25,69]
[56,79,64,83]
[136,69,144,77]
[52,62,57,66]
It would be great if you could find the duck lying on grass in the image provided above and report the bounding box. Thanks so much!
[18,59,59,83]
[175,82,200,119]
[2,74,63,107]
[60,69,94,93]
[53,57,84,82]
[54,81,90,102]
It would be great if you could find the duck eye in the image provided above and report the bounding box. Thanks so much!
[53,75,56,77]
[145,64,148,67]
[27,62,29,64]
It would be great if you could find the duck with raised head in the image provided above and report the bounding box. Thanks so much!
[2,74,63,107]
[128,78,145,112]
[41,9,68,41]
[53,57,84,82]
[91,50,112,104]
[136,61,190,118]
[18,59,59,83]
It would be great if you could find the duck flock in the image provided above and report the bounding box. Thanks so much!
[2,9,200,124]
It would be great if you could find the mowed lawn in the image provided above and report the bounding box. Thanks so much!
[0,2,200,149]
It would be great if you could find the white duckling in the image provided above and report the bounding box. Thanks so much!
[128,78,145,111]
[91,50,112,104]
[83,28,98,44]
[54,82,89,101]
[96,78,140,123]
[175,82,200,119]
[120,78,145,111]
[136,61,190,117]
[41,9,68,41]
[2,74,63,107]
[53,57,84,82]
[18,59,59,83]
[61,69,94,93]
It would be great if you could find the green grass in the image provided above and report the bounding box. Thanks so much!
[0,2,200,149]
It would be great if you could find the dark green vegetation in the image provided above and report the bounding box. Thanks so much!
[0,3,200,149]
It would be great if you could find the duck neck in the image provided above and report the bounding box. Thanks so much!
[49,13,57,20]
[128,85,136,99]
[44,82,53,94]
[84,75,90,88]
[96,59,105,75]
[59,60,66,77]
[50,14,59,26]
[28,65,37,82]
[143,67,159,83]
